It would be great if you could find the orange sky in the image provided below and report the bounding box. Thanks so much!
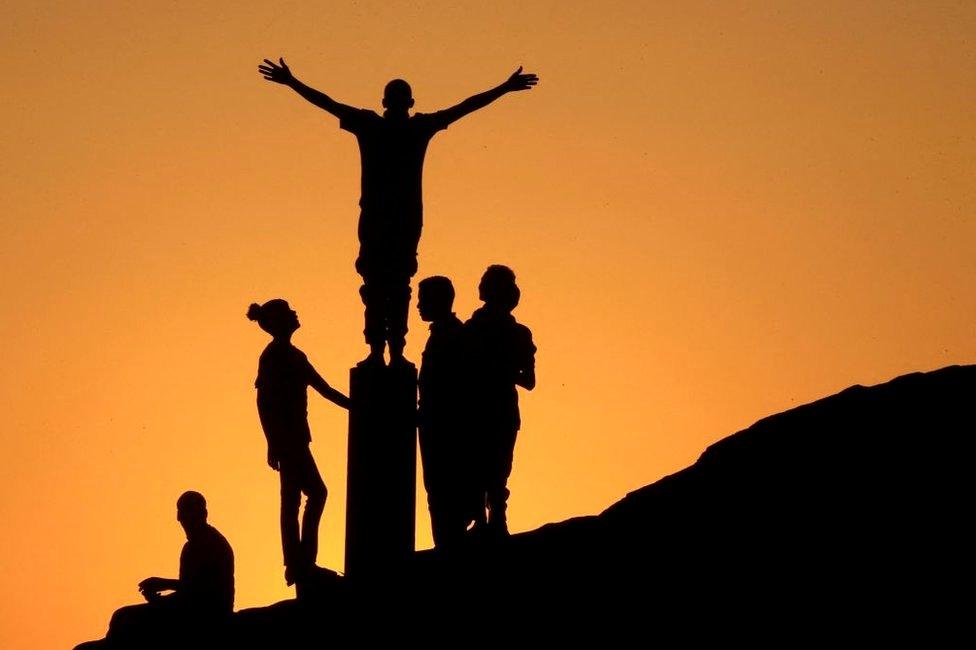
[1,1,974,647]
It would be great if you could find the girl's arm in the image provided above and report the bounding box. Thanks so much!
[309,368,351,409]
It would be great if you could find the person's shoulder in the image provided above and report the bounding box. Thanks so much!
[440,315,465,342]
[258,342,276,361]
[465,306,488,325]
[411,111,451,133]
[340,108,381,132]
[513,321,536,349]
[514,321,533,336]
[447,314,464,331]
[359,109,382,122]
[204,525,234,555]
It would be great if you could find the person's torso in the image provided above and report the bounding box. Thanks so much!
[255,342,312,444]
[179,525,235,614]
[355,113,439,213]
[418,315,465,421]
[464,309,535,424]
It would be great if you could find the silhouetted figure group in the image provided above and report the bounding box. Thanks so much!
[79,61,539,647]
[418,268,536,544]
[255,58,539,545]
[76,492,234,649]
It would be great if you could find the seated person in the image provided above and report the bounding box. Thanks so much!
[75,491,234,649]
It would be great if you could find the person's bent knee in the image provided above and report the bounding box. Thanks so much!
[307,483,327,510]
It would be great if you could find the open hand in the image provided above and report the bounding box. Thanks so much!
[258,58,293,84]
[504,66,538,92]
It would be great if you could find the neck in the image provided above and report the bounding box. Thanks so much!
[185,523,207,540]
[272,333,293,344]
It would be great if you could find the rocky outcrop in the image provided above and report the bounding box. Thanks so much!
[82,365,974,646]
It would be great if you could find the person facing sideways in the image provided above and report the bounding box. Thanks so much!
[247,299,351,587]
[417,276,478,548]
[464,265,536,537]
[257,57,539,366]
[74,491,234,650]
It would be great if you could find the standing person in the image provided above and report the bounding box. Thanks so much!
[247,299,350,586]
[416,276,473,548]
[464,266,536,536]
[257,58,539,365]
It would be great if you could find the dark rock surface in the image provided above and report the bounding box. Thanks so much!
[85,365,974,646]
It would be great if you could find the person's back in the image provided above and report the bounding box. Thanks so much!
[465,305,534,430]
[74,492,235,650]
[178,522,235,617]
[464,266,536,536]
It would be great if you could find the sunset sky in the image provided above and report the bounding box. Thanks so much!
[1,1,974,647]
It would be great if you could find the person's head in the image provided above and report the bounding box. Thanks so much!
[247,299,300,338]
[176,490,208,536]
[417,276,455,322]
[479,265,520,312]
[382,79,414,115]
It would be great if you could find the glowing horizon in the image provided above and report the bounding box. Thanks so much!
[1,2,974,647]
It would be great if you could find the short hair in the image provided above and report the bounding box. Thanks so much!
[177,490,207,514]
[479,265,518,305]
[418,275,455,305]
[384,78,412,102]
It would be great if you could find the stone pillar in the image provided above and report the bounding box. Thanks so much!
[345,362,417,578]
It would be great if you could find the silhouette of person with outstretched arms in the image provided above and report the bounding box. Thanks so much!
[417,276,476,548]
[75,491,234,649]
[258,58,539,365]
[248,299,350,587]
[464,266,536,536]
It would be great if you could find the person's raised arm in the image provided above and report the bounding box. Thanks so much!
[258,57,358,121]
[436,66,539,126]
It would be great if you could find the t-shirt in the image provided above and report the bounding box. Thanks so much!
[178,523,235,616]
[339,109,452,251]
[463,306,536,431]
[255,341,315,448]
[418,313,466,431]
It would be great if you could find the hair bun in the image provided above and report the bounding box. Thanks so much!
[246,303,263,321]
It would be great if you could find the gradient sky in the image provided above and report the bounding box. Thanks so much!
[1,1,974,647]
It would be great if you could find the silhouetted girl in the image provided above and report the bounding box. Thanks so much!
[247,299,350,586]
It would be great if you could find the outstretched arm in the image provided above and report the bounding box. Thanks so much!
[258,57,358,121]
[309,368,351,410]
[437,66,539,126]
